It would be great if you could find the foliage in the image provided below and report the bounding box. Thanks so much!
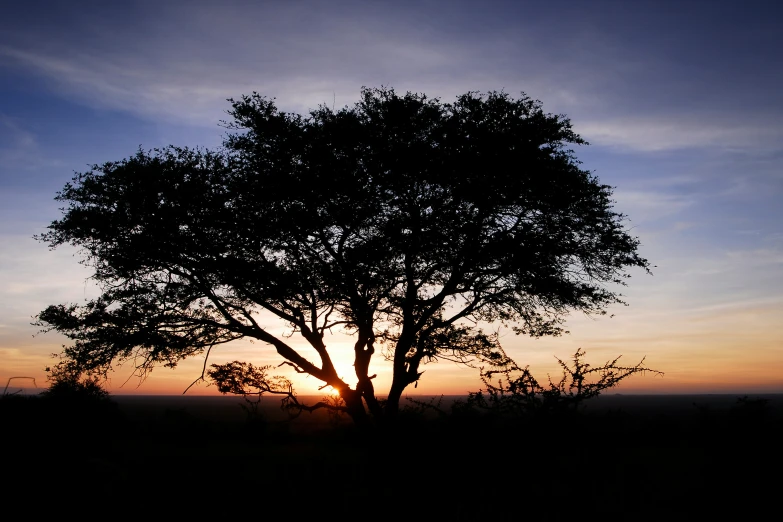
[207,361,350,421]
[321,393,349,426]
[463,348,663,416]
[35,87,650,422]
[40,365,111,402]
[208,361,295,400]
[32,365,122,437]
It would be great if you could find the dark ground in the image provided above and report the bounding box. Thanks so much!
[1,393,780,519]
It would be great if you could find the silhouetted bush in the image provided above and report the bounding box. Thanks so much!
[37,368,122,437]
[454,348,662,420]
[40,374,110,402]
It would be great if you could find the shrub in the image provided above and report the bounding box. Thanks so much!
[459,348,662,418]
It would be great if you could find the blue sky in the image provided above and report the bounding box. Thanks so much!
[1,0,781,394]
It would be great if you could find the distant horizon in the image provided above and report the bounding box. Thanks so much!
[6,387,783,398]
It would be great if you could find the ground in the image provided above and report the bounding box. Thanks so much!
[1,394,779,518]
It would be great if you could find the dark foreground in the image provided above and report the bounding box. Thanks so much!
[1,394,780,518]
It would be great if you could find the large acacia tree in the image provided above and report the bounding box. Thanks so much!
[36,87,649,422]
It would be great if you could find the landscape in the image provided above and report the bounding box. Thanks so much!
[1,1,781,517]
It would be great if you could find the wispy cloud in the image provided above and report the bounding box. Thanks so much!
[0,45,243,126]
[2,1,779,154]
[10,37,780,157]
[611,189,695,223]
[577,117,783,152]
[0,113,57,171]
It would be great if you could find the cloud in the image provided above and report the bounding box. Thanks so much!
[0,45,239,127]
[0,235,98,326]
[611,189,695,224]
[6,34,781,157]
[0,114,34,149]
[0,1,491,127]
[2,0,781,159]
[0,113,56,172]
[576,117,783,152]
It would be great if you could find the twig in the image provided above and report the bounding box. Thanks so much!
[183,343,215,394]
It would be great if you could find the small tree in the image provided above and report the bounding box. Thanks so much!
[35,87,650,423]
[40,364,111,402]
[37,364,121,435]
[465,348,663,416]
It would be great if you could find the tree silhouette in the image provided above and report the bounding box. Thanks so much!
[464,348,663,416]
[36,87,649,422]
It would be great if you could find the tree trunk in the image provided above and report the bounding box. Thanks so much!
[341,389,370,425]
[384,381,406,419]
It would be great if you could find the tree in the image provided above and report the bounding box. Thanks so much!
[35,87,649,423]
[463,348,663,417]
[36,365,121,435]
[40,369,111,402]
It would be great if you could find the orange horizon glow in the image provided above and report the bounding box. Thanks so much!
[4,343,781,397]
[2,252,781,399]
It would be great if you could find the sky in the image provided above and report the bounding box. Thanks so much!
[1,0,781,396]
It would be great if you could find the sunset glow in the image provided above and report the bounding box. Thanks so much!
[1,1,781,397]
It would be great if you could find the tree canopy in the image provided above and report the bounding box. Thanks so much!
[36,87,649,422]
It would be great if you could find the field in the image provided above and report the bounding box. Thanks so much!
[1,393,780,518]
